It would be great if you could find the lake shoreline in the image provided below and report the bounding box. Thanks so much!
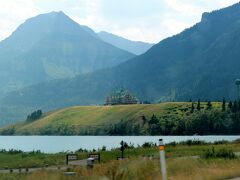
[1,139,240,179]
[0,136,240,153]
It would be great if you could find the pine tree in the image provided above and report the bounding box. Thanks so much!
[197,99,201,111]
[141,115,146,123]
[232,101,238,113]
[228,101,233,110]
[149,114,159,125]
[238,100,240,112]
[222,98,226,111]
[207,101,212,110]
[190,102,195,113]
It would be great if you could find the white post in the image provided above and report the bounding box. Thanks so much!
[159,139,167,180]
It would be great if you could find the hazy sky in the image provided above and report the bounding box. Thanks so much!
[0,0,239,43]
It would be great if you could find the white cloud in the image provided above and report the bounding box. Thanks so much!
[0,0,239,43]
[162,18,191,35]
[163,0,203,16]
[0,0,38,41]
[219,0,239,7]
[70,0,108,31]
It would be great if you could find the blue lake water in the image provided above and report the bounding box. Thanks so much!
[0,136,239,153]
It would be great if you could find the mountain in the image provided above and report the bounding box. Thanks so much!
[0,11,135,94]
[2,3,240,125]
[98,31,154,55]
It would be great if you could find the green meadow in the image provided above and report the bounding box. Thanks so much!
[0,102,223,135]
[0,140,240,179]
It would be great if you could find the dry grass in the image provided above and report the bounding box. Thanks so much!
[1,156,240,180]
[10,102,192,134]
[167,157,240,180]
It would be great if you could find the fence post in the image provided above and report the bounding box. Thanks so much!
[159,139,167,180]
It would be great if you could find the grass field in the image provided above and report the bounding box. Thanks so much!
[1,141,239,169]
[0,140,240,179]
[0,102,222,135]
[1,158,240,180]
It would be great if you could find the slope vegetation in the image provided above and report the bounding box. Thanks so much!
[0,103,192,135]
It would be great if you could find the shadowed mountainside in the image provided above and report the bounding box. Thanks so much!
[2,3,240,124]
[0,11,135,94]
[98,31,154,55]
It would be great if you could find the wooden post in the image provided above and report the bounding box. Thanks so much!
[159,139,167,180]
[120,141,125,159]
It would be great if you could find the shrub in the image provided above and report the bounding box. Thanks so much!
[213,140,229,145]
[233,138,240,144]
[179,140,207,146]
[203,147,236,159]
[142,142,156,148]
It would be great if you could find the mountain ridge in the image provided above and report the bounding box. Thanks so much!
[0,11,135,93]
[2,3,240,125]
[98,31,154,55]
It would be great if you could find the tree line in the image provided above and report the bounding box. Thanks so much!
[2,100,240,135]
[106,99,240,135]
[26,110,43,122]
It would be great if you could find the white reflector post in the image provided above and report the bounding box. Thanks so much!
[159,139,167,180]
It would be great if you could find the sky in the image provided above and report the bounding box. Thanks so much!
[0,0,239,43]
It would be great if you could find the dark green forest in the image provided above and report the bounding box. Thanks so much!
[2,100,239,136]
[105,100,240,136]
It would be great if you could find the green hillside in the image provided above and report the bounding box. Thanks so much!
[0,102,225,135]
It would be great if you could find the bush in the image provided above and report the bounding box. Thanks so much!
[203,147,236,159]
[213,140,229,145]
[167,141,177,147]
[142,142,156,148]
[0,127,15,135]
[179,140,207,146]
[233,138,240,144]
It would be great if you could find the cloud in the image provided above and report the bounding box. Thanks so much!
[0,0,38,41]
[219,0,239,7]
[163,0,203,16]
[69,0,109,32]
[0,0,239,43]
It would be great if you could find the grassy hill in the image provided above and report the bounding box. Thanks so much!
[0,102,224,135]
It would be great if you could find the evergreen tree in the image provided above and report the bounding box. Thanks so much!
[148,114,160,135]
[228,101,233,110]
[197,99,201,111]
[26,109,43,122]
[141,115,147,124]
[222,98,226,111]
[207,101,212,110]
[190,102,195,113]
[232,101,238,113]
[238,100,240,112]
[149,114,159,125]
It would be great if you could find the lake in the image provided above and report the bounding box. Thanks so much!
[0,136,239,153]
